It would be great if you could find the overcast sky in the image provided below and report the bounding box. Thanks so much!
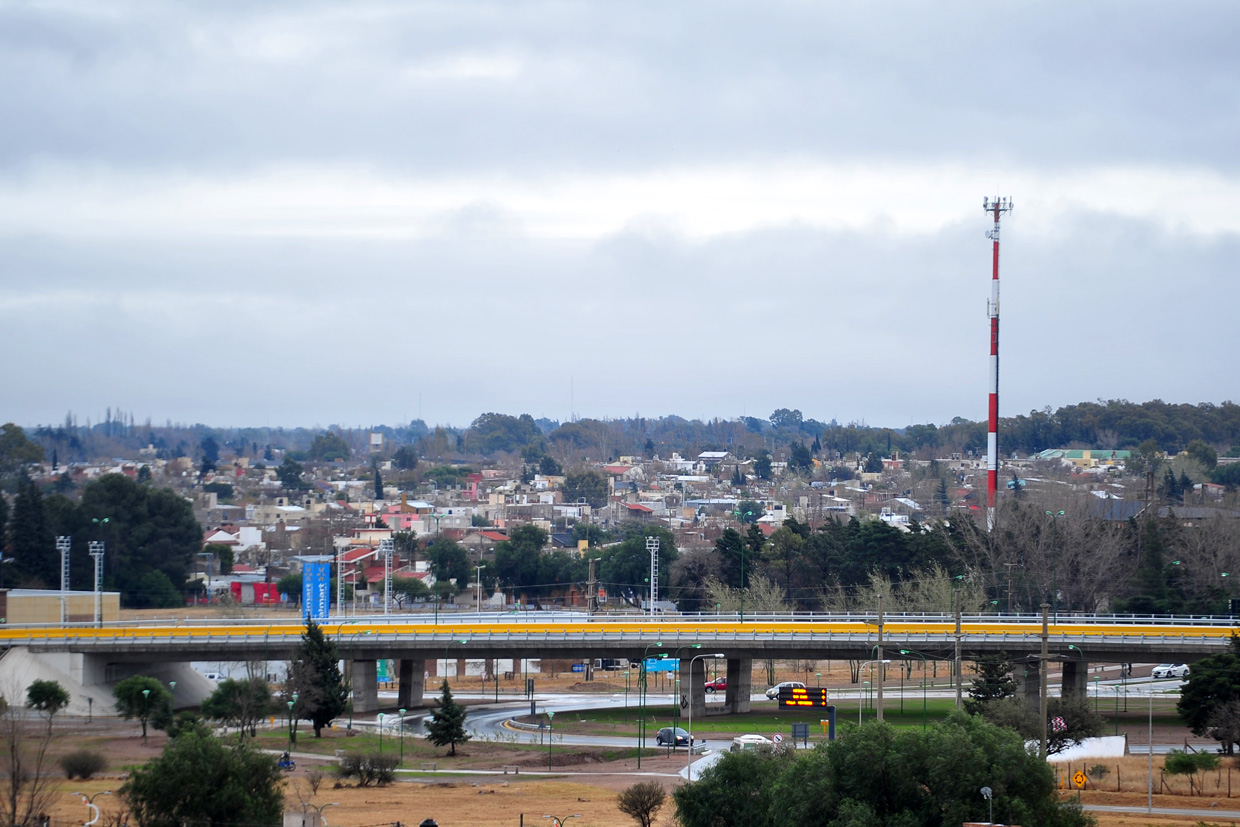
[2,1,1237,432]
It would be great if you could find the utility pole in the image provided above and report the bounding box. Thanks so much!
[983,195,1013,532]
[646,537,659,616]
[1039,602,1050,757]
[954,591,963,710]
[586,558,598,614]
[1004,562,1017,614]
[876,595,884,722]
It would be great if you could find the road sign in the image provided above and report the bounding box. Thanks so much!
[773,733,783,744]
[680,693,688,709]
[778,686,831,707]
[572,663,584,673]
[1073,770,1086,789]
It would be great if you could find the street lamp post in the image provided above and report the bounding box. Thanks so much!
[732,510,754,622]
[672,645,702,753]
[378,712,385,753]
[547,710,555,771]
[637,640,664,769]
[1046,510,1065,621]
[169,680,177,712]
[687,653,725,781]
[898,649,928,731]
[305,803,339,827]
[74,790,112,826]
[542,815,581,827]
[141,689,151,744]
[475,564,486,613]
[398,707,406,763]
[288,692,299,748]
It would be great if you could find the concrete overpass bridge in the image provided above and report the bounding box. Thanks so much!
[1,613,1234,716]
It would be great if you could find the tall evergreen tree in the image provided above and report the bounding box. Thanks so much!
[285,619,349,738]
[424,680,470,756]
[964,652,1016,715]
[373,464,383,499]
[10,473,55,587]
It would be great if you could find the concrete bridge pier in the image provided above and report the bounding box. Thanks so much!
[397,658,425,708]
[679,656,707,718]
[1061,659,1089,699]
[725,657,752,714]
[351,660,378,713]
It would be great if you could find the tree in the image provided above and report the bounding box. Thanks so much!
[427,538,470,597]
[673,745,791,827]
[753,450,773,480]
[121,730,284,827]
[0,695,59,827]
[391,575,430,607]
[864,452,884,474]
[1185,439,1218,470]
[308,431,351,462]
[0,423,44,477]
[424,680,470,756]
[9,473,55,588]
[964,652,1016,714]
[203,542,234,575]
[276,456,306,489]
[980,696,1104,755]
[25,680,69,721]
[769,408,803,430]
[373,464,383,499]
[788,442,813,472]
[1178,635,1240,753]
[616,781,667,827]
[1164,749,1219,796]
[113,676,173,741]
[538,454,563,476]
[562,471,609,508]
[286,619,349,738]
[201,678,274,738]
[199,435,219,476]
[392,445,419,470]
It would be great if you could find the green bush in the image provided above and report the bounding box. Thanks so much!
[60,750,107,779]
[334,753,398,787]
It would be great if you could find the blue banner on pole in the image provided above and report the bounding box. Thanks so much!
[302,559,330,620]
[644,658,680,673]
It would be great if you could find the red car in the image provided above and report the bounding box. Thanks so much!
[704,677,727,693]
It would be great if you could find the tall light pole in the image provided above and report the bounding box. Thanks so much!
[645,536,659,616]
[288,692,299,748]
[687,653,725,781]
[542,814,580,827]
[398,707,406,763]
[732,509,754,622]
[379,538,393,618]
[169,680,177,712]
[74,790,112,827]
[378,712,385,754]
[306,802,339,827]
[56,535,71,595]
[899,649,928,731]
[637,640,664,769]
[141,689,151,744]
[672,644,702,752]
[475,564,486,613]
[1046,510,1065,621]
[547,710,555,771]
[89,540,106,627]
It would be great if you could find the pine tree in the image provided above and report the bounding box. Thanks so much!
[964,652,1016,715]
[373,465,383,499]
[286,619,349,738]
[424,680,470,756]
[10,473,55,587]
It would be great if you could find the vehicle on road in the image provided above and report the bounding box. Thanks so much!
[765,681,805,699]
[704,677,727,692]
[278,752,295,771]
[656,727,693,747]
[730,734,773,752]
[1151,663,1190,679]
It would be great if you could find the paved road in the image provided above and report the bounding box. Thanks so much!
[1085,803,1240,818]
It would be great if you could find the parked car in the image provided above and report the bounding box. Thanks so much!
[730,734,773,752]
[1151,663,1190,679]
[765,681,806,699]
[704,677,727,692]
[656,727,693,747]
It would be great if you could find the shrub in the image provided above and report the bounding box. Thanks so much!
[334,753,398,787]
[60,750,107,780]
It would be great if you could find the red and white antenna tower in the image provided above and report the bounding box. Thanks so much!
[983,195,1012,532]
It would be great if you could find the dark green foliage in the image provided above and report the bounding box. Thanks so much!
[428,538,470,596]
[465,412,542,455]
[964,653,1016,714]
[493,524,550,593]
[0,423,44,476]
[202,482,233,500]
[121,731,284,827]
[201,678,274,737]
[424,681,470,756]
[616,781,667,827]
[59,750,107,780]
[562,470,609,508]
[788,442,813,471]
[166,711,211,739]
[1178,635,1240,753]
[286,619,349,737]
[203,542,233,575]
[538,454,563,476]
[307,431,351,462]
[335,753,399,787]
[753,450,773,480]
[980,696,1105,755]
[1114,518,1173,614]
[1211,463,1240,488]
[736,500,762,523]
[392,445,419,470]
[715,528,747,590]
[25,680,69,717]
[864,452,884,474]
[373,465,382,499]
[675,715,1093,827]
[276,456,306,489]
[1185,439,1218,469]
[199,435,219,475]
[10,473,56,587]
[113,676,173,740]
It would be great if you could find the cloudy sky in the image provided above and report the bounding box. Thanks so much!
[2,1,1237,431]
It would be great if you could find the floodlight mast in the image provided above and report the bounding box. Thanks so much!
[983,196,1013,532]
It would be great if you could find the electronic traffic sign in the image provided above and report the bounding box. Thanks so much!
[778,686,831,708]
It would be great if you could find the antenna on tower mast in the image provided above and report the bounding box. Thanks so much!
[984,196,1013,532]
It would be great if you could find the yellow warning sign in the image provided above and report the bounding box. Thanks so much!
[1073,770,1087,789]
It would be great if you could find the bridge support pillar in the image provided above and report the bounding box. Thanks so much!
[1061,659,1088,699]
[725,658,752,714]
[351,660,379,713]
[679,657,707,718]
[398,659,425,708]
[1014,659,1041,708]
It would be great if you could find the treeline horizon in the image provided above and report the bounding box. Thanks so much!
[22,397,1240,466]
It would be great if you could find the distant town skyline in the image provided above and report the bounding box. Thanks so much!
[2,3,1237,429]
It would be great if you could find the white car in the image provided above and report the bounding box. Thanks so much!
[765,681,806,699]
[1151,663,1190,679]
[730,734,773,752]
